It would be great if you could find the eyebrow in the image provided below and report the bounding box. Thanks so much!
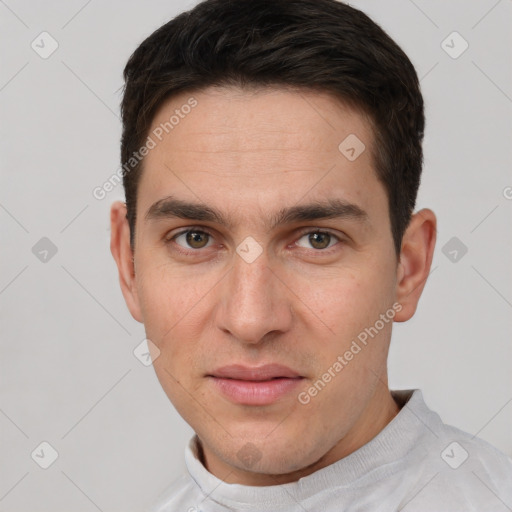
[145,196,369,230]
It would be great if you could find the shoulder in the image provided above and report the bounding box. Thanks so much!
[406,436,512,511]
[435,422,512,491]
[397,391,512,511]
[144,474,201,512]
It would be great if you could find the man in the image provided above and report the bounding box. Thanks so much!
[110,0,512,510]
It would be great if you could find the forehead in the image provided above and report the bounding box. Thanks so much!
[137,86,386,229]
[148,86,373,154]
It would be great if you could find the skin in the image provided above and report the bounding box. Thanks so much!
[110,86,436,485]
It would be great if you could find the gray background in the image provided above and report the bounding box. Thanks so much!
[1,0,511,510]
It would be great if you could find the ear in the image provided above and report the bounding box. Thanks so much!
[394,208,437,322]
[110,201,143,323]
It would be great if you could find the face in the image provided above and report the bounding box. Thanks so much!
[111,86,436,485]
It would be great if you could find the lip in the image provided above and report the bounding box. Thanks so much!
[210,364,301,381]
[207,364,304,405]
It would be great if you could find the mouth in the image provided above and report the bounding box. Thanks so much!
[206,364,305,405]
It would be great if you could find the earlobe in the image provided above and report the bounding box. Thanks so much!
[394,208,437,322]
[110,201,144,323]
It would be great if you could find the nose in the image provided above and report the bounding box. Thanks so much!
[216,251,293,345]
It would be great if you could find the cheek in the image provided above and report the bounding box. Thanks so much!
[291,269,387,335]
[135,260,201,348]
[140,271,206,414]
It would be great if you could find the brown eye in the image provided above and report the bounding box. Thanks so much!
[296,231,339,250]
[309,232,330,249]
[174,230,212,249]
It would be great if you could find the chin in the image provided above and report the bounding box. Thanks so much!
[231,429,325,475]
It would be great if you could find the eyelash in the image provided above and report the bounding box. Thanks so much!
[164,226,343,256]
